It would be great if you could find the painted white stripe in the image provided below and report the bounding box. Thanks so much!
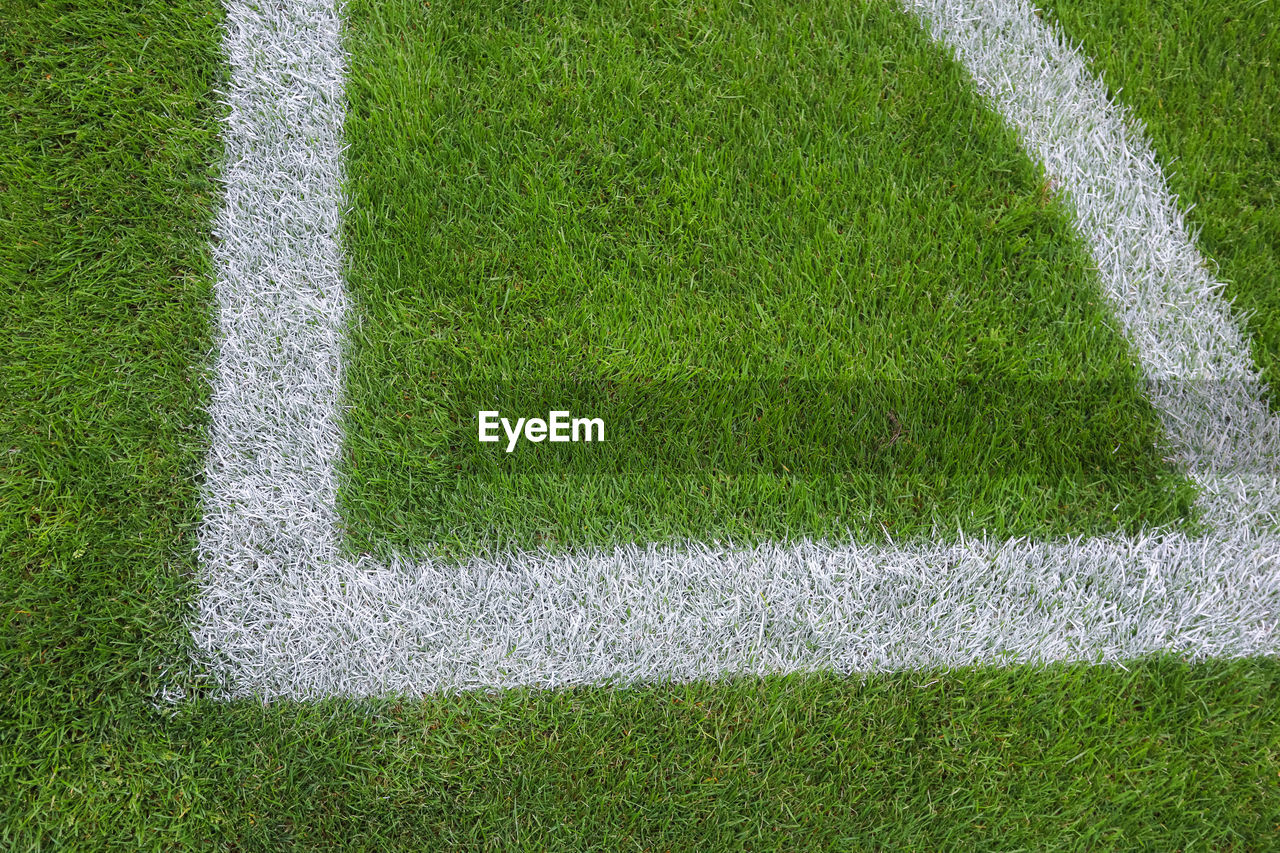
[198,535,1278,697]
[200,0,346,576]
[194,0,1279,700]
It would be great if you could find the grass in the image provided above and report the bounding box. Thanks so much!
[339,0,1197,557]
[1040,0,1280,404]
[2,0,1278,848]
[26,660,1280,849]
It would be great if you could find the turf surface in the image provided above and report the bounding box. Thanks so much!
[1041,0,1280,405]
[339,0,1197,557]
[20,660,1280,849]
[3,0,1278,848]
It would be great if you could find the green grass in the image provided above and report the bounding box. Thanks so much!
[339,0,1197,557]
[1040,0,1280,404]
[2,0,1278,848]
[9,652,1280,849]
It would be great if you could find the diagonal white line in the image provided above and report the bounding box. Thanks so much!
[902,0,1280,531]
[193,0,1279,700]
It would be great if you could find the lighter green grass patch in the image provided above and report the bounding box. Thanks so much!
[339,0,1196,556]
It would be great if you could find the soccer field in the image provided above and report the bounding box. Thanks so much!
[195,0,1275,696]
[4,0,1279,847]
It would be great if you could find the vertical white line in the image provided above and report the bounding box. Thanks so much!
[196,0,351,675]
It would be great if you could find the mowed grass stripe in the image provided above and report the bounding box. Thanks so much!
[1040,0,1280,405]
[0,0,223,841]
[0,0,221,742]
[340,0,1195,557]
[24,652,1280,848]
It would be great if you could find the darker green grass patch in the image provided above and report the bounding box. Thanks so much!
[339,0,1196,556]
[17,656,1280,849]
[0,0,220,843]
[1040,0,1280,407]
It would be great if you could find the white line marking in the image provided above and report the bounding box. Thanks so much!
[194,0,1279,699]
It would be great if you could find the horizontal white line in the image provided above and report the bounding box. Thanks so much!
[194,534,1279,699]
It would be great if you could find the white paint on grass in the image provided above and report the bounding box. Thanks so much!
[200,534,1279,697]
[193,0,1279,700]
